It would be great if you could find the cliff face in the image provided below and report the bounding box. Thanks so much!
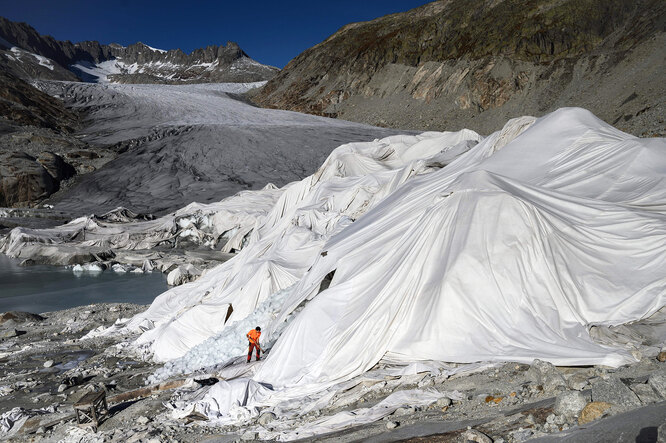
[0,17,279,84]
[253,0,666,136]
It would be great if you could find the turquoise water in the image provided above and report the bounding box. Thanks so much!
[0,254,167,314]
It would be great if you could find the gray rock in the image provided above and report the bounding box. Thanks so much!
[554,390,590,418]
[436,397,452,407]
[461,429,492,443]
[527,359,567,393]
[648,373,666,399]
[0,151,56,206]
[136,416,150,425]
[591,377,641,411]
[566,372,591,391]
[37,151,76,182]
[393,406,416,416]
[258,411,276,425]
[43,360,54,368]
[241,431,257,441]
[57,383,68,392]
[658,422,666,443]
[386,421,399,429]
[0,328,20,338]
[630,383,662,404]
[509,428,534,442]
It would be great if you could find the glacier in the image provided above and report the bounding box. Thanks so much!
[2,107,664,434]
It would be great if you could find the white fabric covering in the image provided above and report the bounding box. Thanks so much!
[256,108,666,389]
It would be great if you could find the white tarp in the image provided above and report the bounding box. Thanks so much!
[124,129,482,361]
[254,108,666,390]
[0,184,283,258]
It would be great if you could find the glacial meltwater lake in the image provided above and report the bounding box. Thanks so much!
[0,254,168,314]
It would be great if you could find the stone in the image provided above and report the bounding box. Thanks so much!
[167,264,202,286]
[630,383,662,404]
[658,422,666,443]
[57,383,68,392]
[386,421,399,429]
[461,429,493,443]
[136,416,150,425]
[0,151,57,206]
[241,431,258,441]
[258,411,276,425]
[37,151,76,182]
[591,377,641,411]
[526,359,567,393]
[509,428,534,442]
[578,402,612,425]
[393,406,416,416]
[554,390,589,418]
[648,373,666,399]
[436,397,452,407]
[0,329,20,339]
[656,352,666,362]
[43,360,54,368]
[567,372,591,391]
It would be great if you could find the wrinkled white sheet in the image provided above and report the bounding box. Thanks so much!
[0,183,283,258]
[268,388,451,441]
[124,129,482,361]
[257,108,666,389]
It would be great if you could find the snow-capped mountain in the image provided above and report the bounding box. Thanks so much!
[0,17,278,84]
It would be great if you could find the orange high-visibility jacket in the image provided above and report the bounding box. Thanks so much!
[247,329,261,344]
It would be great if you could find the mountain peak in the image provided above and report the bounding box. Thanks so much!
[0,16,278,84]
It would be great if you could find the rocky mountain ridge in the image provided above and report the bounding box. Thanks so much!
[0,16,279,209]
[0,16,278,84]
[253,0,666,137]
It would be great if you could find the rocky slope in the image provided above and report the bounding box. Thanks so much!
[253,0,666,137]
[0,71,105,208]
[0,16,278,84]
[0,16,280,209]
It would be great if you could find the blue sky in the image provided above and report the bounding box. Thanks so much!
[0,0,432,68]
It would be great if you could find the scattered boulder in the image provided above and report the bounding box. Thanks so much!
[0,311,45,324]
[43,360,54,368]
[648,373,666,399]
[136,416,150,425]
[166,264,202,286]
[0,328,21,339]
[386,421,399,429]
[566,372,591,391]
[241,431,258,441]
[461,429,493,443]
[509,428,534,442]
[578,401,612,425]
[630,382,662,404]
[658,422,666,443]
[554,390,590,419]
[436,397,452,407]
[258,411,276,425]
[393,406,416,416]
[36,151,76,182]
[0,151,57,206]
[591,377,641,411]
[526,359,567,393]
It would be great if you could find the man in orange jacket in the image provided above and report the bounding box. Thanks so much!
[246,326,261,363]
